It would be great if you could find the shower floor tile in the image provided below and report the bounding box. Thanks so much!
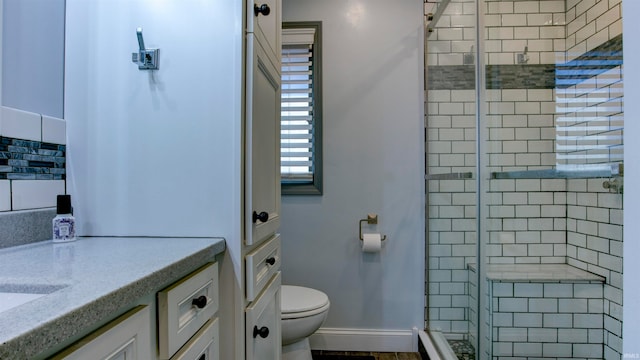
[447,340,476,360]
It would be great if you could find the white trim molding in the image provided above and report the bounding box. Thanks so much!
[309,327,418,353]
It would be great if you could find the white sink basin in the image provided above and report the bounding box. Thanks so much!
[0,284,67,313]
[0,292,46,313]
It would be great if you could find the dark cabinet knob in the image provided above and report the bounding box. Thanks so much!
[254,4,271,16]
[252,211,269,223]
[192,295,208,309]
[198,354,206,360]
[266,257,276,265]
[253,325,270,338]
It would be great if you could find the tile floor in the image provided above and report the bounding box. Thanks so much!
[311,350,422,360]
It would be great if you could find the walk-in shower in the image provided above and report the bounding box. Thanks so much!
[423,0,624,358]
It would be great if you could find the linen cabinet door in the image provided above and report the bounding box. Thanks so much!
[246,34,281,246]
[245,272,281,360]
[247,0,281,68]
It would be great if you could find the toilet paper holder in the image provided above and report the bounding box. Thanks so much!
[359,214,387,241]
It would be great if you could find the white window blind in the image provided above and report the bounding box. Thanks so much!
[281,28,316,183]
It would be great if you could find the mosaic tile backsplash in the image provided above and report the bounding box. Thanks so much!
[0,137,66,180]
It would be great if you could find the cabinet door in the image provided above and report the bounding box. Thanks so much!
[246,272,281,360]
[51,306,152,360]
[246,34,281,246]
[247,0,281,69]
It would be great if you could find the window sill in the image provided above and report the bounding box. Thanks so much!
[282,183,322,196]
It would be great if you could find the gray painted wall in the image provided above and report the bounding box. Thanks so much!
[280,0,425,333]
[2,0,64,118]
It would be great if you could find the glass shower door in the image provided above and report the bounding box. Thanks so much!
[424,0,479,358]
[478,0,624,359]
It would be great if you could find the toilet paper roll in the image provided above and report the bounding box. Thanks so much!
[362,233,382,253]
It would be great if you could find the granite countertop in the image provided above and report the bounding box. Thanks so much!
[0,236,225,359]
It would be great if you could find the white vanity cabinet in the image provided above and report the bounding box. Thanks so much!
[49,262,220,360]
[49,305,153,360]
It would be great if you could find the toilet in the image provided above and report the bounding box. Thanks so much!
[281,285,330,360]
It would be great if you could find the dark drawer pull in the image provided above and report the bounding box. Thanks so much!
[252,211,269,223]
[265,257,276,266]
[192,295,208,309]
[253,325,270,339]
[254,4,271,16]
[198,354,206,360]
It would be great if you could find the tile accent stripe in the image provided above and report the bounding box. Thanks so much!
[486,64,556,90]
[428,36,623,91]
[428,65,475,91]
[428,64,556,90]
[0,137,66,180]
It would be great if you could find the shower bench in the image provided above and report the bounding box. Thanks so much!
[468,263,605,360]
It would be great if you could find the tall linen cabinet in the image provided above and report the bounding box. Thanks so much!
[244,0,283,358]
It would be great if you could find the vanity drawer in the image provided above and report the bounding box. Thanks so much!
[170,318,219,360]
[246,234,281,301]
[158,262,219,360]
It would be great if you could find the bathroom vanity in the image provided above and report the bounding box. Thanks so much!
[0,237,225,360]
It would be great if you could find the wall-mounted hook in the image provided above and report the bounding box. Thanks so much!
[131,27,159,70]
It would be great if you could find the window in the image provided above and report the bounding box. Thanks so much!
[281,22,322,195]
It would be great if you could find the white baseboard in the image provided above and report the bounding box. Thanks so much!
[309,327,418,352]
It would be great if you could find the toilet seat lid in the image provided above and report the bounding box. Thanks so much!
[281,285,329,314]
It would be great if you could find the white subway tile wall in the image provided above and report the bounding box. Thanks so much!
[425,0,477,66]
[490,280,604,359]
[566,0,621,62]
[42,115,67,145]
[11,180,65,210]
[485,0,566,66]
[567,177,623,357]
[427,89,477,336]
[0,106,67,212]
[0,180,10,211]
[1,106,42,142]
